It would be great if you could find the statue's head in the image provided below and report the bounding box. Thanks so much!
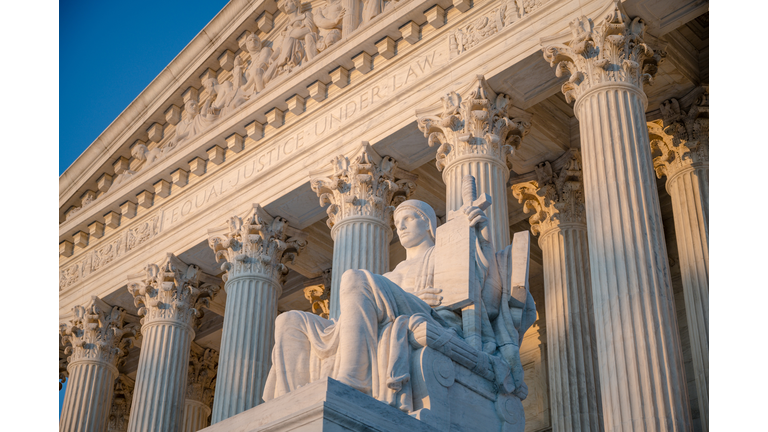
[131,143,148,161]
[277,0,300,14]
[394,200,437,249]
[185,99,199,115]
[245,33,262,53]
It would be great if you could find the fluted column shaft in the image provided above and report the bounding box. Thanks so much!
[59,360,117,432]
[539,224,602,432]
[128,322,194,432]
[329,216,391,318]
[577,84,691,431]
[444,157,510,250]
[666,162,708,428]
[211,275,280,422]
[183,399,211,432]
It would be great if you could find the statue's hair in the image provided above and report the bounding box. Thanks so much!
[394,200,437,241]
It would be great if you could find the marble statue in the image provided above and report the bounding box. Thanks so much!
[263,194,537,414]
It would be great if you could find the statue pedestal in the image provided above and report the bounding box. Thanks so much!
[200,378,438,432]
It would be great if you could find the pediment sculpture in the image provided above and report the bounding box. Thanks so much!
[264,175,536,430]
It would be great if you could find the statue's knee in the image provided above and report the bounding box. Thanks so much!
[274,310,304,333]
[339,269,366,296]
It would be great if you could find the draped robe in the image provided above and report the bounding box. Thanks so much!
[263,235,537,411]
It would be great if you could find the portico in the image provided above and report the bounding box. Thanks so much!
[59,0,709,431]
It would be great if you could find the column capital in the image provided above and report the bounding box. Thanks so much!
[542,2,666,103]
[416,75,532,172]
[60,296,139,369]
[649,86,709,180]
[187,344,218,407]
[208,204,308,283]
[108,374,135,432]
[511,150,586,237]
[310,142,417,231]
[128,254,221,330]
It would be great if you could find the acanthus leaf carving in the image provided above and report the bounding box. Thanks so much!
[107,374,135,432]
[416,75,531,172]
[128,254,221,329]
[208,204,308,283]
[60,296,139,368]
[511,150,586,236]
[187,345,219,406]
[649,86,709,179]
[542,2,666,103]
[310,142,417,230]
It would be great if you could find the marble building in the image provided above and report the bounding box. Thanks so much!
[59,0,709,431]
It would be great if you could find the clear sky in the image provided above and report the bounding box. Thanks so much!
[59,0,228,415]
[59,0,229,176]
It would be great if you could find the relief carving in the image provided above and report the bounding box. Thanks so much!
[107,374,135,432]
[187,346,219,406]
[126,215,160,252]
[449,0,545,58]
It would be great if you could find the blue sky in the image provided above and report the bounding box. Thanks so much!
[59,0,228,415]
[59,0,229,175]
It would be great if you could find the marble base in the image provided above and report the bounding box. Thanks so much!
[199,378,438,432]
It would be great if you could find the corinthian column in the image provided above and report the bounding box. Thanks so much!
[127,254,220,432]
[183,345,218,432]
[649,87,709,431]
[542,5,692,430]
[107,375,135,432]
[60,297,137,432]
[417,75,532,250]
[208,205,307,422]
[512,150,602,431]
[311,142,417,318]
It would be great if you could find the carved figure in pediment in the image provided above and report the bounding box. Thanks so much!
[171,99,217,147]
[264,0,343,82]
[131,143,170,170]
[362,0,397,25]
[314,0,344,51]
[240,34,273,96]
[202,76,239,117]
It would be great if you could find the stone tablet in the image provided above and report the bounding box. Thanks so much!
[433,212,477,309]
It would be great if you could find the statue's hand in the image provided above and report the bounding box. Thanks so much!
[413,287,442,307]
[464,205,491,245]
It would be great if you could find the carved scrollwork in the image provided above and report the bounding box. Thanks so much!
[187,346,218,407]
[128,254,221,329]
[542,3,666,103]
[310,143,417,230]
[511,150,586,236]
[60,297,139,368]
[649,86,709,179]
[416,75,531,172]
[208,204,308,283]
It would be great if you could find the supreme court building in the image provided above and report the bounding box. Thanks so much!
[58,0,709,431]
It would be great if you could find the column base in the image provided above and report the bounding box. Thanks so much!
[200,378,438,432]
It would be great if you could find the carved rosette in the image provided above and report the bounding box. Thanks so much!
[107,375,135,432]
[416,75,531,172]
[511,150,586,237]
[60,297,138,369]
[187,347,219,407]
[128,254,221,330]
[649,87,709,181]
[542,4,666,104]
[310,143,417,233]
[208,204,308,284]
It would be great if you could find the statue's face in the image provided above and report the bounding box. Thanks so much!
[395,209,432,249]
